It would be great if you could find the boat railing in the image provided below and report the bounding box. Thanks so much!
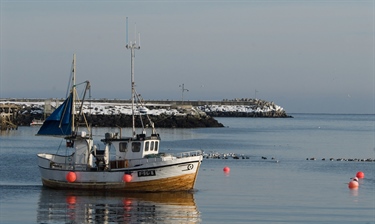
[130,150,202,167]
[175,150,203,158]
[48,150,203,170]
[50,162,89,171]
[110,150,202,169]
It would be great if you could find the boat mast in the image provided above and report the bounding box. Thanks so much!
[72,53,76,133]
[125,18,140,137]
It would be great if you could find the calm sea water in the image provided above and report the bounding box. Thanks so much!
[0,114,374,223]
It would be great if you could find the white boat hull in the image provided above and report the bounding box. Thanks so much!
[38,153,202,191]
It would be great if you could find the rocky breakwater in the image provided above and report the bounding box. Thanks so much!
[4,97,291,128]
[198,98,292,118]
[84,110,223,128]
[11,101,224,128]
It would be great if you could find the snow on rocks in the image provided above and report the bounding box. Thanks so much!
[197,99,290,118]
[1,98,290,118]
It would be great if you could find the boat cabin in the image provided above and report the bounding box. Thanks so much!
[112,133,160,160]
[101,132,161,169]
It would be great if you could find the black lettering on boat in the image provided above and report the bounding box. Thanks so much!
[138,170,156,177]
[181,163,194,171]
[187,164,194,170]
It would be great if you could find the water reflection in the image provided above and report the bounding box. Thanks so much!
[0,129,18,136]
[37,188,200,223]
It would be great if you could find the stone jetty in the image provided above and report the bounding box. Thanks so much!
[1,98,292,128]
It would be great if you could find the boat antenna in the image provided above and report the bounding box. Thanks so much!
[126,18,140,137]
[72,53,76,132]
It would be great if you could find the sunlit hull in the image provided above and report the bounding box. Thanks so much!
[38,154,202,192]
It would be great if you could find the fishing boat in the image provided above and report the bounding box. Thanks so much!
[36,33,203,191]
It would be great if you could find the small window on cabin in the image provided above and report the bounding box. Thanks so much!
[145,141,149,151]
[155,141,159,151]
[119,142,128,152]
[132,142,141,152]
[150,141,154,151]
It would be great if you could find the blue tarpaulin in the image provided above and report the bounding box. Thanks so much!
[37,93,73,136]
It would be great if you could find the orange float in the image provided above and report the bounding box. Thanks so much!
[123,174,132,182]
[356,171,365,179]
[66,172,77,183]
[348,180,359,189]
[223,166,230,173]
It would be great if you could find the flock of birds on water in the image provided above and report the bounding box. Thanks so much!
[201,151,374,163]
[202,151,279,162]
[306,157,374,162]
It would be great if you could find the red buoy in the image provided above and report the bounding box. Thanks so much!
[123,174,132,182]
[66,172,76,183]
[356,171,365,179]
[348,180,359,189]
[223,166,230,173]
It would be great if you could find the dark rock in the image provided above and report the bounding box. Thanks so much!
[15,111,224,128]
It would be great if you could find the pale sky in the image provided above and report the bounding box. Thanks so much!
[1,1,374,114]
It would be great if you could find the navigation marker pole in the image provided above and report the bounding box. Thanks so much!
[179,84,189,104]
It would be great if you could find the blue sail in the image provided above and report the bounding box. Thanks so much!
[37,93,73,136]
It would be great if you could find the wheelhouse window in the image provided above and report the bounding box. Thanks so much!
[145,141,149,151]
[155,141,159,151]
[132,142,141,152]
[119,142,128,152]
[150,141,154,151]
